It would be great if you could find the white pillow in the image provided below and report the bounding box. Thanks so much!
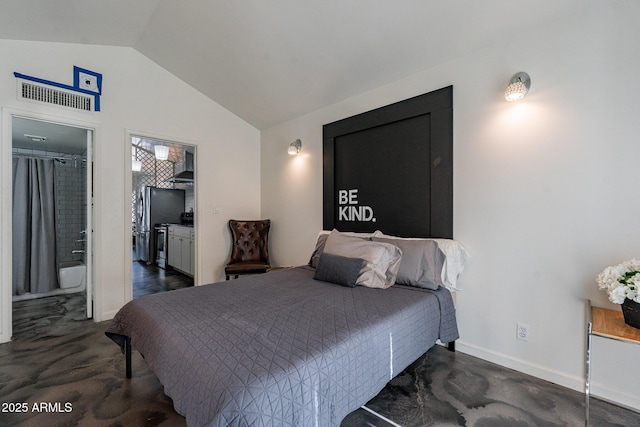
[316,229,377,238]
[323,230,402,289]
[372,231,468,291]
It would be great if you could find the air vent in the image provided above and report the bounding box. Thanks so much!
[17,79,93,111]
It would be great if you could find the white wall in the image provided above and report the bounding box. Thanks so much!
[261,1,640,410]
[0,40,260,337]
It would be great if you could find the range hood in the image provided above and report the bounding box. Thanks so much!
[168,150,194,183]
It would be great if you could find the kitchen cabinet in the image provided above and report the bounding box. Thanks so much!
[168,225,194,276]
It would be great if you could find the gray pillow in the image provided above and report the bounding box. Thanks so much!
[313,253,365,287]
[309,231,373,268]
[324,230,402,289]
[372,237,444,290]
[308,233,329,268]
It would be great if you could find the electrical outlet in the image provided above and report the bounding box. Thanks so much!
[517,323,530,342]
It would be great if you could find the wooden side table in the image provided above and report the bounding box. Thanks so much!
[585,301,640,426]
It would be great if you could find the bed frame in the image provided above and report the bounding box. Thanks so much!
[122,86,456,379]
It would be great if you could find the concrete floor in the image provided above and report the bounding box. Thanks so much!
[2,293,639,427]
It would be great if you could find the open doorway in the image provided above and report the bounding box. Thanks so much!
[10,116,94,334]
[130,136,195,298]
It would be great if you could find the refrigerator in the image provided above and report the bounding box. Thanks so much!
[136,186,185,264]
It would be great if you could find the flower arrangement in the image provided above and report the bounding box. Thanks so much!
[597,259,640,304]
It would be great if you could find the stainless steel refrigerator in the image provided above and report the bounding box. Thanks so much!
[136,186,185,264]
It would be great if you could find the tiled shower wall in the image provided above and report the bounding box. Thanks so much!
[55,159,86,264]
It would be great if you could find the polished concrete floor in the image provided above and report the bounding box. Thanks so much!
[2,293,640,427]
[132,258,194,298]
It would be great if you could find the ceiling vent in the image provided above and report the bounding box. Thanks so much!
[16,79,94,112]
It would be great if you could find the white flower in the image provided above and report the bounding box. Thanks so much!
[609,286,627,304]
[597,259,640,305]
[623,259,640,271]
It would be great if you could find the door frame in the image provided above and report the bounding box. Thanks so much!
[1,107,99,343]
[124,129,198,302]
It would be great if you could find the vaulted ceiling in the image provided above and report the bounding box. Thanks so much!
[0,1,587,129]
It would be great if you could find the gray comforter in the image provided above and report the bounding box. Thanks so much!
[105,266,458,427]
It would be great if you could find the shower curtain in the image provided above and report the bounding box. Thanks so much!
[12,157,59,296]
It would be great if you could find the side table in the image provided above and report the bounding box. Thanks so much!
[585,301,640,426]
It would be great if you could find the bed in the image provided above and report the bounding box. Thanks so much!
[106,262,458,426]
[106,86,462,426]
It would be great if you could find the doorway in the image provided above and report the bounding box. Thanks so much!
[10,116,94,331]
[130,135,195,298]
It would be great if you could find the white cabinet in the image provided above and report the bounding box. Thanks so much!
[168,225,194,276]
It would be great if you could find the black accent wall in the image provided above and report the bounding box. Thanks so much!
[323,86,453,238]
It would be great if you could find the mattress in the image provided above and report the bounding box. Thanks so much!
[105,266,458,426]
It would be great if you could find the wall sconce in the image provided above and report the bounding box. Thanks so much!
[287,139,302,155]
[504,72,531,102]
[154,144,170,161]
[132,159,142,172]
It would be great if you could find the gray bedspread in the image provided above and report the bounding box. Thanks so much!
[105,266,458,427]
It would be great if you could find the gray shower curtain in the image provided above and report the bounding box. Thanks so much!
[12,157,59,296]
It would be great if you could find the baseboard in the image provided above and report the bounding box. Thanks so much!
[588,383,640,413]
[455,340,640,412]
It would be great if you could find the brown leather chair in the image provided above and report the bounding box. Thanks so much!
[225,219,271,280]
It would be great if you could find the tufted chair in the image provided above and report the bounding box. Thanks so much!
[225,219,271,280]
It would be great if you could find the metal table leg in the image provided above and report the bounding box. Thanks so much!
[125,337,132,379]
[585,321,592,427]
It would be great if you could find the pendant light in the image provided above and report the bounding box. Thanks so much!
[154,144,170,161]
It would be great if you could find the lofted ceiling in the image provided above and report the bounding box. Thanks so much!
[0,1,588,129]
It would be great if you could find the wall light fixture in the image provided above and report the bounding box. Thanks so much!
[504,72,531,102]
[154,144,170,161]
[132,159,142,171]
[288,139,302,155]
